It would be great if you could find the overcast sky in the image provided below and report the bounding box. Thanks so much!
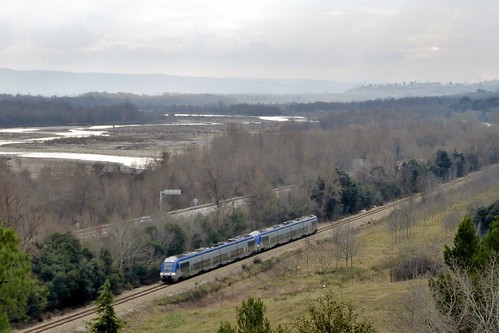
[1,0,498,83]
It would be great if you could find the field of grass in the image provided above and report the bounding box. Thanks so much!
[123,168,499,333]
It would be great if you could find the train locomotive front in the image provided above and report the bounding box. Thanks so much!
[160,257,180,283]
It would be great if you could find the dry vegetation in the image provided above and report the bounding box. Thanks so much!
[122,166,499,333]
[2,93,499,331]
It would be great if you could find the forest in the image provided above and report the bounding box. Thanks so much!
[1,90,499,125]
[1,90,499,331]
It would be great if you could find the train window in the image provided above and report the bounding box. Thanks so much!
[180,262,189,272]
[203,259,210,267]
[248,240,255,247]
[193,262,202,271]
[162,262,174,272]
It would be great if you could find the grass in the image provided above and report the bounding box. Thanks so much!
[123,171,499,333]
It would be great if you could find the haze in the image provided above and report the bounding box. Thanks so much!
[1,0,499,84]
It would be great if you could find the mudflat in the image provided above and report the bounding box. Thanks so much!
[0,116,280,175]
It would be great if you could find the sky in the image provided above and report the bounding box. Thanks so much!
[1,0,499,84]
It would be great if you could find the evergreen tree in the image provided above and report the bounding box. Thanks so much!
[431,149,452,181]
[0,225,46,332]
[86,279,124,333]
[429,215,499,332]
[32,232,106,310]
[443,216,479,270]
[475,218,499,265]
[472,200,499,235]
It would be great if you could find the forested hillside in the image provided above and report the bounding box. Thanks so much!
[1,91,499,331]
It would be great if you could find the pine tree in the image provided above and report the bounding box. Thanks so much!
[87,279,124,333]
[0,225,45,332]
[443,215,479,270]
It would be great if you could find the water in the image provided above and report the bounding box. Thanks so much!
[0,115,308,167]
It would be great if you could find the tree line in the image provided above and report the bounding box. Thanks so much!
[2,89,499,126]
[0,95,158,127]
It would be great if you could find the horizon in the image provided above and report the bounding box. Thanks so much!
[3,67,498,86]
[1,67,498,97]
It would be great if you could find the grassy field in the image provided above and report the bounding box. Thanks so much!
[122,168,499,333]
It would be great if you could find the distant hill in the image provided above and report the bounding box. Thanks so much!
[343,81,499,100]
[0,68,356,96]
[1,68,497,101]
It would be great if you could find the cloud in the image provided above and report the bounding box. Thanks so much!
[33,25,98,50]
[1,0,499,83]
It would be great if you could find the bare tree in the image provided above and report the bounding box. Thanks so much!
[395,258,499,333]
[443,211,461,235]
[388,207,415,245]
[107,217,155,271]
[245,168,279,230]
[332,224,359,268]
[0,172,28,228]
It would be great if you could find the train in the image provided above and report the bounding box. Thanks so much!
[159,214,318,283]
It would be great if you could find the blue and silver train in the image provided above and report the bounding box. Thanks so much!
[160,215,318,283]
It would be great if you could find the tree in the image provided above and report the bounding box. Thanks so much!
[443,216,480,270]
[245,172,279,230]
[424,216,499,333]
[99,248,124,295]
[398,159,431,194]
[107,218,155,285]
[310,175,341,221]
[203,160,229,210]
[32,232,105,310]
[451,150,467,178]
[217,297,275,333]
[0,225,46,332]
[472,200,499,236]
[145,223,186,257]
[336,169,372,216]
[86,279,125,333]
[294,291,377,333]
[425,258,499,333]
[332,225,359,268]
[431,150,452,181]
[475,218,499,265]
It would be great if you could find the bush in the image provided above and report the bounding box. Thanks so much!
[390,252,443,282]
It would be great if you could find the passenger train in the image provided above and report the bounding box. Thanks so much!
[160,215,318,283]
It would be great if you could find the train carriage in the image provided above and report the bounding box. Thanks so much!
[160,215,318,283]
[255,215,318,252]
[200,246,222,271]
[218,234,257,263]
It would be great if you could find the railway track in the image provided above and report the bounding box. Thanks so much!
[16,165,497,333]
[19,283,171,333]
[15,196,417,333]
